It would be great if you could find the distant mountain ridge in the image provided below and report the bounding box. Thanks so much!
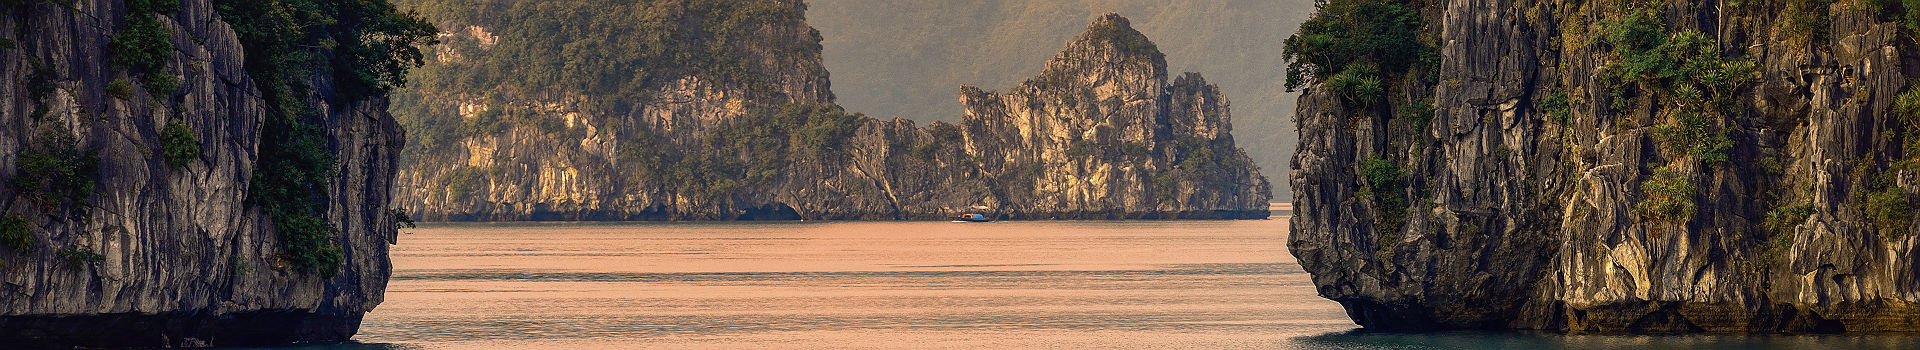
[389,0,1270,220]
[806,0,1312,200]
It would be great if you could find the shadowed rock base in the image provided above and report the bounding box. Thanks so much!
[1341,298,1920,334]
[0,310,362,348]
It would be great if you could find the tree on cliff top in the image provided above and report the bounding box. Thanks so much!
[391,0,820,162]
[1281,0,1431,104]
[1082,14,1165,63]
[395,0,812,112]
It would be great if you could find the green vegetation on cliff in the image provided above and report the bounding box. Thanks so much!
[1634,165,1696,226]
[1899,0,1920,33]
[910,123,965,162]
[26,55,55,120]
[1900,82,1920,160]
[1153,135,1254,202]
[106,78,132,100]
[1861,79,1917,239]
[110,0,180,97]
[160,120,200,169]
[599,102,871,206]
[14,124,98,220]
[108,14,173,94]
[1599,3,1753,166]
[656,103,866,203]
[1281,0,1433,105]
[1773,0,1835,45]
[56,245,104,271]
[0,215,29,252]
[215,0,435,277]
[1865,188,1911,239]
[1759,202,1814,262]
[440,167,487,202]
[1358,155,1406,233]
[394,0,820,162]
[1283,0,1435,238]
[399,0,810,106]
[1594,2,1755,231]
[1540,88,1571,124]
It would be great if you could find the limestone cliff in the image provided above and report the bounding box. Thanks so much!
[0,0,410,347]
[392,4,1270,220]
[805,0,1311,202]
[1292,0,1920,333]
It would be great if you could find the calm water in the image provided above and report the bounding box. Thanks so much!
[272,219,1920,349]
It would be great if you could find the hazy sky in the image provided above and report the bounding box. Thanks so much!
[806,0,1313,199]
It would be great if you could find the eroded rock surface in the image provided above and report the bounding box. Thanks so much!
[0,1,403,346]
[1292,0,1920,333]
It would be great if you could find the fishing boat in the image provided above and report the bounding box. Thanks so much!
[954,213,992,222]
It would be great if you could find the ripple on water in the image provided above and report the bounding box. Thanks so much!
[343,220,1919,349]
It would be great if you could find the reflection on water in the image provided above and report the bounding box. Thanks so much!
[246,219,1920,349]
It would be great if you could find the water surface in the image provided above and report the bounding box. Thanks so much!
[344,219,1343,348]
[288,219,1920,349]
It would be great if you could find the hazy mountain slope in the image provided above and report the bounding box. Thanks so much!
[807,0,1311,200]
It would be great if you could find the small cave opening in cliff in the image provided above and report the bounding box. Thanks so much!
[736,203,802,221]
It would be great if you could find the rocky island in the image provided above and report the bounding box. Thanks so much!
[389,0,1270,221]
[1,0,429,346]
[1291,0,1920,333]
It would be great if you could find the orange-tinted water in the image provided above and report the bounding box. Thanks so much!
[349,219,1355,348]
[323,219,1920,349]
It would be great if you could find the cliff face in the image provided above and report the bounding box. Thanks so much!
[1292,0,1920,333]
[0,1,404,347]
[951,20,1269,219]
[805,0,1311,202]
[393,5,1269,221]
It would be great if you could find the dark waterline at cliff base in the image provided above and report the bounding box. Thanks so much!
[241,220,1919,349]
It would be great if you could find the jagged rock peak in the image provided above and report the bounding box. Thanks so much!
[1024,13,1167,87]
[1077,13,1165,63]
[989,13,1172,106]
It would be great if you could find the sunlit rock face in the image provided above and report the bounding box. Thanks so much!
[953,14,1268,219]
[1291,0,1920,333]
[394,5,1269,221]
[0,0,403,347]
